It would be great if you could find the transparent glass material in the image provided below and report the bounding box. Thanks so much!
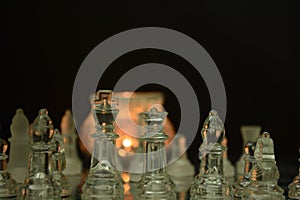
[0,138,18,198]
[18,108,61,199]
[236,126,261,178]
[51,129,71,197]
[288,147,300,199]
[7,108,30,183]
[137,107,176,200]
[60,109,82,176]
[167,134,195,199]
[189,110,232,200]
[243,132,284,200]
[81,90,124,200]
[232,141,256,198]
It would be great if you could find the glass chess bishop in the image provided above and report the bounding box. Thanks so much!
[189,110,232,199]
[81,90,124,199]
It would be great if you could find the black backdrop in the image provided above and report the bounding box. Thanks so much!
[1,0,299,193]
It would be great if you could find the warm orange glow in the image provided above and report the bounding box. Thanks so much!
[121,172,130,183]
[123,138,132,148]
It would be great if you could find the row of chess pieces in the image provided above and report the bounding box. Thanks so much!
[0,91,299,199]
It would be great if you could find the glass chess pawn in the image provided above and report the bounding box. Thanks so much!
[167,133,195,200]
[0,138,18,198]
[288,147,300,199]
[51,129,72,198]
[243,132,284,200]
[17,108,61,199]
[81,90,124,200]
[7,108,30,184]
[232,141,256,199]
[60,109,82,176]
[189,110,232,200]
[137,107,176,200]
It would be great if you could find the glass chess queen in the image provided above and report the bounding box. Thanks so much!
[137,107,176,200]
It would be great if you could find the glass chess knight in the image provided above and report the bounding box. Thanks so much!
[189,110,232,199]
[288,147,300,199]
[242,132,284,200]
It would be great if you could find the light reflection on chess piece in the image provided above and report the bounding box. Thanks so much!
[17,108,61,199]
[243,132,284,200]
[7,108,30,183]
[167,133,195,200]
[137,107,176,199]
[189,110,232,199]
[232,141,256,198]
[60,109,82,176]
[236,125,261,178]
[288,147,300,199]
[51,129,71,198]
[0,138,18,198]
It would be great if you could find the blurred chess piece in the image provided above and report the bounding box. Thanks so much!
[236,125,261,178]
[167,133,195,200]
[288,147,300,199]
[60,109,82,176]
[222,136,235,185]
[0,138,18,198]
[7,108,30,183]
[243,132,284,200]
[51,129,71,198]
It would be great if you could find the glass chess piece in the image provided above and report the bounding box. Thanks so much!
[189,110,232,200]
[81,90,124,200]
[222,137,236,185]
[232,141,256,199]
[288,147,300,199]
[243,132,285,200]
[236,125,261,178]
[7,108,30,183]
[137,107,176,200]
[51,129,71,198]
[17,108,61,199]
[0,138,18,198]
[60,109,82,176]
[167,133,195,200]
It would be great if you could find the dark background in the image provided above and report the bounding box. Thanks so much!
[1,0,299,194]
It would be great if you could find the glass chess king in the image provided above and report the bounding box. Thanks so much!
[81,90,124,199]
